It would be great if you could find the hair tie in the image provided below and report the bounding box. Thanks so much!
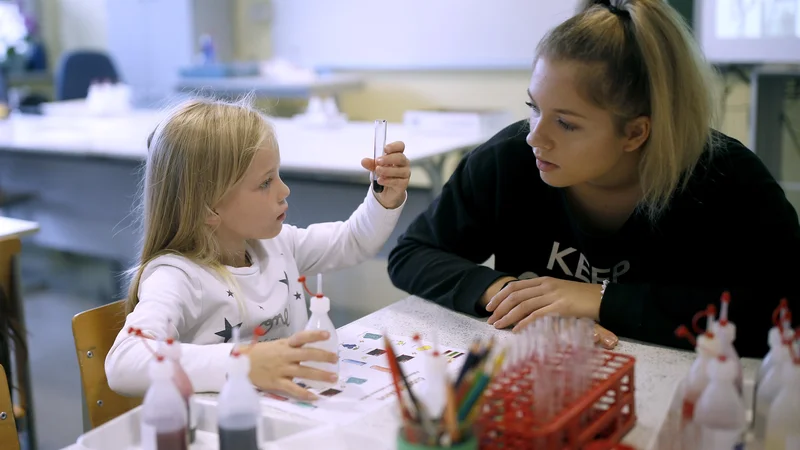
[596,0,631,19]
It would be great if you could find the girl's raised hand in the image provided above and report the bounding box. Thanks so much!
[361,141,411,209]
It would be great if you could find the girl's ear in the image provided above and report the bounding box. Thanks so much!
[206,206,221,227]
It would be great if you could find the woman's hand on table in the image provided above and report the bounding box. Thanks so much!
[245,330,338,401]
[485,277,603,329]
[483,277,619,349]
[593,323,619,349]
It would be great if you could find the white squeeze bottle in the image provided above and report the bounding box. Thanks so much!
[141,355,189,450]
[759,300,791,387]
[218,327,262,450]
[423,350,449,420]
[159,338,196,443]
[764,337,800,450]
[755,318,795,444]
[298,274,340,390]
[714,292,743,393]
[676,324,721,448]
[694,354,747,450]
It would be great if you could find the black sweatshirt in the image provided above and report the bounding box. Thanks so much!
[388,120,800,358]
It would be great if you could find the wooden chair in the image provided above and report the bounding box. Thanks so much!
[0,364,20,450]
[0,238,33,444]
[72,300,141,428]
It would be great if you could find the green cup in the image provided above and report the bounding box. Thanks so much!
[396,429,478,450]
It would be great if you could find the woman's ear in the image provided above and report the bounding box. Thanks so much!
[206,206,221,227]
[623,116,651,152]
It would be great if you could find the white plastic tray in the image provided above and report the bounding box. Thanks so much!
[72,396,396,450]
[75,397,324,450]
[262,423,393,450]
[651,377,756,450]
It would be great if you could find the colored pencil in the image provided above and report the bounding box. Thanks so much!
[386,333,503,447]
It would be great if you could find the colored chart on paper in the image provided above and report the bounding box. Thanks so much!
[258,325,466,424]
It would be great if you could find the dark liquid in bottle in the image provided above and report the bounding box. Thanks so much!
[157,428,188,450]
[372,179,384,193]
[219,427,259,450]
[186,404,195,443]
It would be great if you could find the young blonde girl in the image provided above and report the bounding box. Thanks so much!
[105,97,410,400]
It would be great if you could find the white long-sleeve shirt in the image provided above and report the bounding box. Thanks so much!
[105,188,405,396]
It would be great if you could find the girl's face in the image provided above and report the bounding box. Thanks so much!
[526,58,649,190]
[211,144,291,249]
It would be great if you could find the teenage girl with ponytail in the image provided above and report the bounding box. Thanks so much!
[388,0,800,358]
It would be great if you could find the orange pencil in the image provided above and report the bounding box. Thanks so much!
[445,381,461,443]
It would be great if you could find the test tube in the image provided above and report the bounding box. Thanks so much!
[372,120,387,193]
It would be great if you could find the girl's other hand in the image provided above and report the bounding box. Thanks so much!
[246,330,338,401]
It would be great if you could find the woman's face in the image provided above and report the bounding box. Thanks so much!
[526,58,649,189]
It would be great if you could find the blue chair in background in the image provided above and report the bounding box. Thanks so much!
[54,50,120,101]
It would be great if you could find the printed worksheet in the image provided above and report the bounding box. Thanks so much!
[258,325,467,424]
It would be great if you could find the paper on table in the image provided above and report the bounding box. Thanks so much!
[258,325,467,424]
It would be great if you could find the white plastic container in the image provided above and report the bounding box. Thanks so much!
[218,345,262,450]
[714,292,743,393]
[74,398,326,450]
[140,356,189,450]
[299,293,340,390]
[159,339,196,443]
[754,340,793,443]
[759,327,785,387]
[757,307,793,400]
[694,355,747,450]
[680,329,722,448]
[758,300,790,388]
[682,331,721,418]
[764,350,800,450]
[421,350,449,420]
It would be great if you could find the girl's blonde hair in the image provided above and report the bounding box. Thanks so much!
[537,0,721,221]
[125,97,277,314]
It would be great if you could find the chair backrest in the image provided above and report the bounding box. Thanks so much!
[72,300,141,428]
[0,68,8,105]
[0,238,20,304]
[0,238,27,417]
[0,364,20,450]
[55,50,120,101]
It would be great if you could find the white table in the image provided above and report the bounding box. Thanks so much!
[174,73,364,99]
[0,102,489,284]
[61,296,760,450]
[3,101,485,184]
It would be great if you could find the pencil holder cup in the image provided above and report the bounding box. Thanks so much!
[396,427,478,450]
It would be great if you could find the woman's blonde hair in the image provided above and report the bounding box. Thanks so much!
[537,0,721,221]
[125,96,277,314]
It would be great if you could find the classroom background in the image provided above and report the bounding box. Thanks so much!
[1,0,799,448]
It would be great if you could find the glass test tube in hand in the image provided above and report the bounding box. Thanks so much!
[372,120,387,193]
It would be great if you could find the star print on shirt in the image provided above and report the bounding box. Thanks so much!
[226,290,233,297]
[214,318,242,343]
[294,292,302,300]
[279,271,289,289]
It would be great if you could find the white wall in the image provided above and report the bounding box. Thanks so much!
[57,0,108,50]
